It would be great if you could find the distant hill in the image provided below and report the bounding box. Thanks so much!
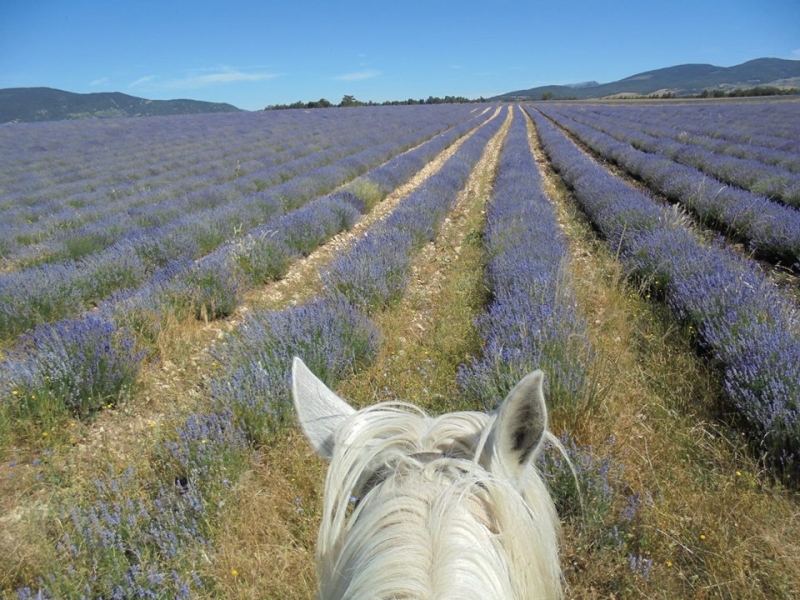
[0,87,242,123]
[494,58,800,100]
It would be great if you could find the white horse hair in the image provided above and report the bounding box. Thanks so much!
[292,357,563,599]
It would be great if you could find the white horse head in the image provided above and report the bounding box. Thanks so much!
[292,357,562,600]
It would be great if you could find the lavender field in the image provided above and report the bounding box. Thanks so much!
[2,99,799,599]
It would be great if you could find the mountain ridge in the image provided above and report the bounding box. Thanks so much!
[494,58,800,100]
[0,87,242,123]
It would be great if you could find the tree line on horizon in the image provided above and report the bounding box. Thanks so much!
[264,94,484,110]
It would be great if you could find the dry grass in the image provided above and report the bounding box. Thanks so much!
[205,429,323,599]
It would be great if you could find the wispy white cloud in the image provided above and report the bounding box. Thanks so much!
[128,68,280,91]
[334,69,381,81]
[169,69,280,89]
[89,77,110,87]
[792,48,800,58]
[129,75,158,88]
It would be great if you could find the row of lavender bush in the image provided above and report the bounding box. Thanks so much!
[546,103,800,205]
[0,194,360,445]
[322,110,504,313]
[1,110,373,259]
[527,106,800,479]
[574,102,800,173]
[457,107,593,411]
[0,107,491,444]
[576,101,800,154]
[1,106,473,260]
[11,109,504,597]
[102,106,493,341]
[454,108,652,580]
[535,106,800,268]
[0,109,494,438]
[0,107,484,341]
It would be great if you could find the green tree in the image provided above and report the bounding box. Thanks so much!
[339,95,361,107]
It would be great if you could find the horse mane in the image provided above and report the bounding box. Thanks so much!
[315,402,562,600]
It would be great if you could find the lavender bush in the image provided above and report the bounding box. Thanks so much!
[0,316,144,427]
[322,229,414,313]
[210,295,379,443]
[180,254,245,321]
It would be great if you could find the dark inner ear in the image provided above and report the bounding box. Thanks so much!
[499,372,547,468]
[511,400,541,465]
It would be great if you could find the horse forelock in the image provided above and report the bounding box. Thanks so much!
[315,402,562,599]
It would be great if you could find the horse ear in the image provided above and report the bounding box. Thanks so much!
[292,357,355,460]
[489,370,548,479]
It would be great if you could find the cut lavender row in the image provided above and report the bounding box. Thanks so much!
[535,106,800,267]
[457,107,592,411]
[527,106,800,477]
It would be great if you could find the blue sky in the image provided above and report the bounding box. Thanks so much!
[1,0,798,110]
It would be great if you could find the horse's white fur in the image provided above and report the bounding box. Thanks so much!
[292,357,562,599]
